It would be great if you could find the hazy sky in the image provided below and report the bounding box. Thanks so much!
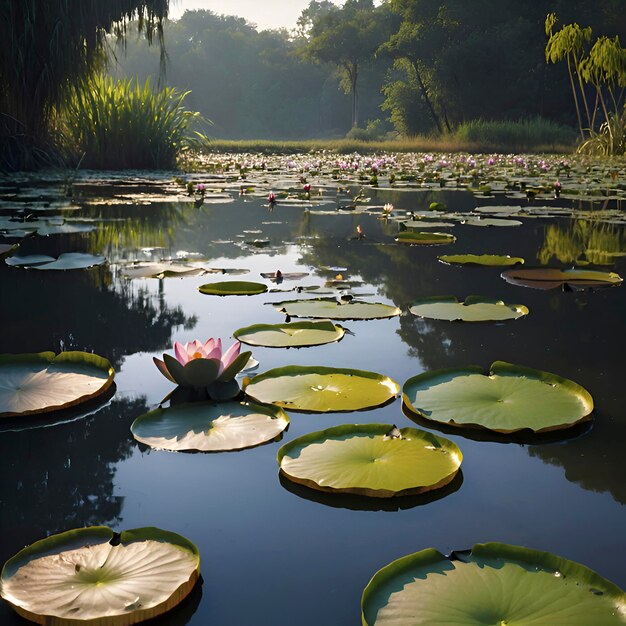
[168,0,341,30]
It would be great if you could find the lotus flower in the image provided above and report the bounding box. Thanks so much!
[268,191,277,204]
[383,203,393,215]
[154,339,252,389]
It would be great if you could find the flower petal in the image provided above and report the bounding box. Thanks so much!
[221,341,241,370]
[174,342,190,365]
[153,357,176,383]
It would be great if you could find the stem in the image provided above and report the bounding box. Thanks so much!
[567,54,585,140]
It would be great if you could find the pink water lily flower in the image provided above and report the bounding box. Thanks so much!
[154,338,252,388]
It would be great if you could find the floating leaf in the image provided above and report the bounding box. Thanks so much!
[234,320,346,348]
[439,254,525,267]
[0,243,18,259]
[131,400,289,452]
[409,296,529,322]
[395,231,456,245]
[462,217,523,227]
[198,281,268,296]
[1,526,200,624]
[260,271,309,281]
[403,361,593,434]
[5,253,105,270]
[244,365,400,412]
[0,352,115,419]
[501,267,623,290]
[277,423,462,498]
[120,262,207,279]
[474,205,523,214]
[400,220,455,229]
[273,298,401,320]
[362,542,626,626]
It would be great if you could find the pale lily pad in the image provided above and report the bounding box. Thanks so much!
[501,268,623,290]
[277,423,462,498]
[234,320,346,348]
[362,542,626,626]
[6,253,106,270]
[462,217,523,227]
[1,526,200,624]
[409,296,529,322]
[439,254,525,267]
[273,298,401,320]
[260,271,309,281]
[120,262,208,279]
[198,281,268,296]
[395,231,456,245]
[0,352,115,419]
[131,400,289,452]
[244,366,400,413]
[401,220,455,229]
[473,205,523,214]
[403,361,593,434]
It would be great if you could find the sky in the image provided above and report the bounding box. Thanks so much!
[167,0,341,31]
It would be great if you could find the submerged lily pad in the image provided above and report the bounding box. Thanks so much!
[403,361,593,434]
[131,400,289,452]
[198,281,268,296]
[6,253,106,270]
[1,526,200,624]
[501,267,623,290]
[273,298,401,320]
[277,423,462,498]
[0,352,115,419]
[234,320,346,348]
[362,542,626,626]
[409,296,529,322]
[438,254,525,267]
[244,365,400,412]
[395,231,456,245]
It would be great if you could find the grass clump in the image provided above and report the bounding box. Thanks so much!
[62,75,206,169]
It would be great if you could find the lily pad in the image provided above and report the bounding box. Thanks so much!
[5,253,106,270]
[362,542,626,626]
[273,298,401,320]
[462,217,523,227]
[234,320,346,348]
[1,526,200,624]
[277,423,462,498]
[395,231,456,245]
[260,271,309,281]
[501,267,623,290]
[0,352,115,419]
[120,262,208,279]
[409,296,529,322]
[198,281,268,296]
[402,361,593,434]
[244,365,400,413]
[438,254,525,267]
[131,400,289,452]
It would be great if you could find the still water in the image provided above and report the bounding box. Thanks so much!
[0,167,624,625]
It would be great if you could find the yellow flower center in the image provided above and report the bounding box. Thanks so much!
[192,352,203,360]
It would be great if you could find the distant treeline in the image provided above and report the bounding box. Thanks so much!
[111,0,625,139]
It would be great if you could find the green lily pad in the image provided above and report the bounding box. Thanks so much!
[403,361,593,434]
[0,352,115,419]
[198,281,268,296]
[1,526,200,624]
[395,231,456,245]
[277,423,462,498]
[409,296,529,322]
[234,320,346,348]
[463,217,523,227]
[131,400,289,452]
[362,542,626,626]
[6,253,106,270]
[438,254,525,267]
[244,365,400,413]
[501,268,623,290]
[273,298,401,320]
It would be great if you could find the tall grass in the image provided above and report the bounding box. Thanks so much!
[63,75,206,169]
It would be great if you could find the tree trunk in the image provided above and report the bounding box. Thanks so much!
[411,60,443,134]
[567,54,585,140]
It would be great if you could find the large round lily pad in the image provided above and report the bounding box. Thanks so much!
[501,267,623,290]
[244,366,400,413]
[362,542,626,625]
[198,281,268,296]
[277,423,462,498]
[403,361,593,434]
[395,231,456,245]
[409,296,529,322]
[234,320,346,348]
[0,352,115,419]
[1,526,200,624]
[274,298,401,320]
[131,400,289,452]
[439,254,525,267]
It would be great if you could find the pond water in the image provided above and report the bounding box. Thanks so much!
[0,155,625,624]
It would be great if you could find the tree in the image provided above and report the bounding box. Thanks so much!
[303,0,385,129]
[0,1,169,171]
